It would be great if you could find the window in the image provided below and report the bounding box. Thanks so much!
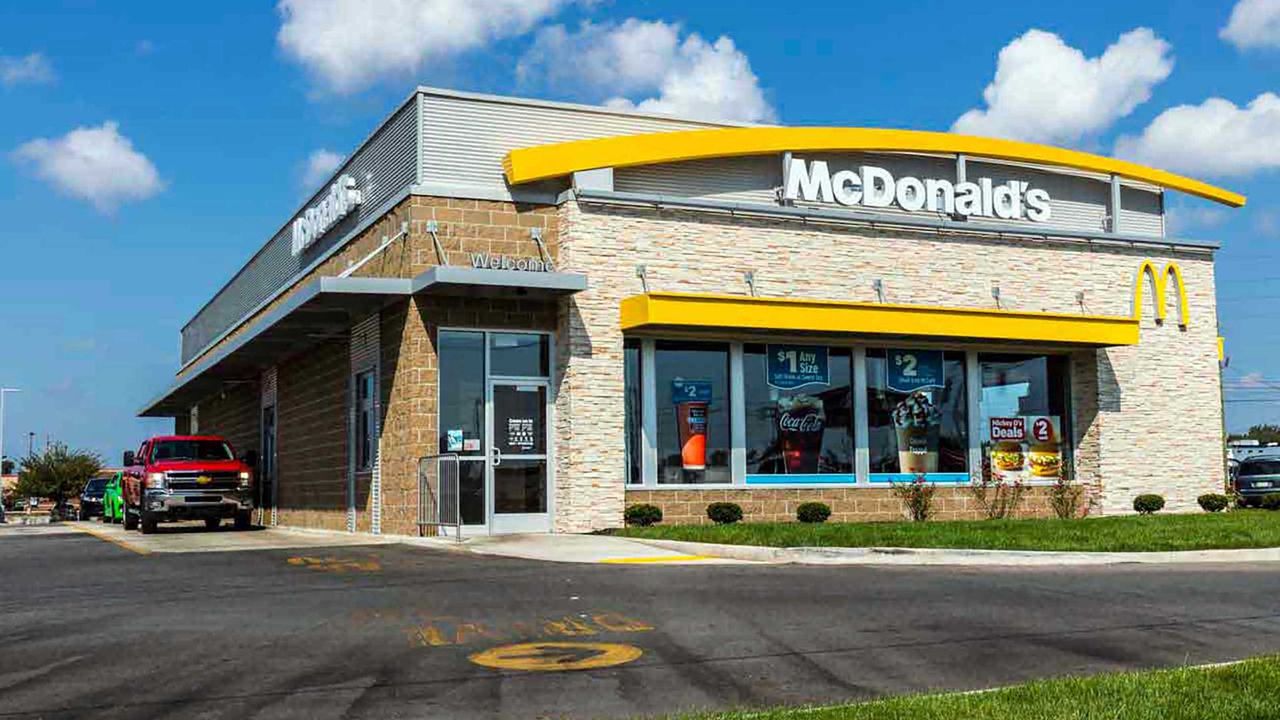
[655,341,731,484]
[978,354,1070,482]
[744,345,853,478]
[1240,460,1280,476]
[490,333,549,377]
[151,440,234,462]
[624,340,643,485]
[354,369,376,472]
[866,349,968,481]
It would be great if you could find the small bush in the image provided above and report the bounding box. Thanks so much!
[706,502,744,525]
[796,502,831,524]
[1048,478,1085,519]
[891,474,937,522]
[624,503,662,527]
[968,476,1026,520]
[1197,493,1230,513]
[1133,494,1165,515]
[1261,494,1280,511]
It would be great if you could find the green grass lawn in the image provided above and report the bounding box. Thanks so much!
[667,655,1280,719]
[614,510,1280,552]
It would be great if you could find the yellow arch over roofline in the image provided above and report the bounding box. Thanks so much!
[502,127,1246,208]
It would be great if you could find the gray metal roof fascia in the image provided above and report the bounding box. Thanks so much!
[178,186,414,372]
[141,277,412,416]
[570,189,1221,252]
[414,85,764,129]
[410,266,588,294]
[409,182,561,205]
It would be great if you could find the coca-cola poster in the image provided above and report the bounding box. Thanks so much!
[777,394,826,474]
[767,344,829,390]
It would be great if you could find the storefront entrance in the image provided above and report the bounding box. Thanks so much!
[440,330,553,535]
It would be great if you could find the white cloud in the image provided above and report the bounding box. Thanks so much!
[1256,209,1280,238]
[277,0,572,94]
[1165,204,1228,235]
[1114,93,1280,177]
[1,52,54,87]
[521,20,774,123]
[302,148,343,187]
[952,28,1173,145]
[1221,0,1280,50]
[13,122,163,213]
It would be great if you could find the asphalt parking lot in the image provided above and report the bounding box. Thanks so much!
[4,523,1280,719]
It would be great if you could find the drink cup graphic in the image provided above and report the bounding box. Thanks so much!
[892,391,940,474]
[778,395,826,474]
[677,401,708,471]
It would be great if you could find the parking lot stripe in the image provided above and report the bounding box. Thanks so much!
[67,523,152,555]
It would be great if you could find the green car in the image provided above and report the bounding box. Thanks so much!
[101,472,124,524]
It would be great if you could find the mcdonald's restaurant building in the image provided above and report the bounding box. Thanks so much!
[139,87,1243,536]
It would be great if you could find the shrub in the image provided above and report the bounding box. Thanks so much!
[891,474,937,522]
[1197,493,1230,513]
[1048,478,1085,519]
[706,502,744,525]
[1133,494,1165,515]
[967,476,1026,520]
[624,504,662,527]
[1261,494,1280,511]
[796,502,831,524]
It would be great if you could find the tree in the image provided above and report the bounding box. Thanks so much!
[1,458,13,475]
[1229,424,1280,444]
[13,443,101,510]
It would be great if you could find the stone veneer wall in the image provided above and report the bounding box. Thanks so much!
[556,200,1224,529]
[626,487,1059,525]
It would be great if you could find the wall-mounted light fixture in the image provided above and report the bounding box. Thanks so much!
[873,278,885,303]
[744,271,757,297]
[636,264,648,293]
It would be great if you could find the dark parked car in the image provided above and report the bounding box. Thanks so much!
[1234,458,1280,507]
[78,476,112,520]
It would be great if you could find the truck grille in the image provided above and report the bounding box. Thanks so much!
[165,470,240,492]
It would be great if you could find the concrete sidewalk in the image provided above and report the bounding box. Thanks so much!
[463,532,753,564]
[630,538,1280,566]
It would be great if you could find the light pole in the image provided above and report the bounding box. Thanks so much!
[0,388,20,523]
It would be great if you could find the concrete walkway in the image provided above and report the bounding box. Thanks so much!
[629,538,1280,565]
[463,532,752,564]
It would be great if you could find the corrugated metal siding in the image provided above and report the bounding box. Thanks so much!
[1119,185,1164,237]
[181,100,419,365]
[420,93,723,190]
[615,156,779,205]
[968,160,1109,234]
[349,314,380,534]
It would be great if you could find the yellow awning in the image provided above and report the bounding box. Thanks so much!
[620,293,1139,347]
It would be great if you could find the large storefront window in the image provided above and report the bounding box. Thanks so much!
[744,344,853,481]
[866,349,968,482]
[438,330,486,524]
[655,341,731,484]
[979,354,1071,483]
[624,340,642,485]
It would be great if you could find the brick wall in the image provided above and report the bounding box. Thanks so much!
[195,381,260,459]
[626,486,1060,525]
[558,200,1224,529]
[276,337,350,531]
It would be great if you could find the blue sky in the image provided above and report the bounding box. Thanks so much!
[0,0,1278,463]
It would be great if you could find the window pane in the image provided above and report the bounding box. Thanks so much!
[744,345,853,477]
[494,459,548,513]
[490,333,549,377]
[979,354,1071,482]
[438,330,486,456]
[624,340,643,485]
[655,341,731,484]
[866,349,968,480]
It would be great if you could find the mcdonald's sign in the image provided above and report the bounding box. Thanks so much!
[1133,260,1189,328]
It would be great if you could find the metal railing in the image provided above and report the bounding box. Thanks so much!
[417,453,461,541]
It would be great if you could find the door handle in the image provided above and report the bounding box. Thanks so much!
[491,446,502,467]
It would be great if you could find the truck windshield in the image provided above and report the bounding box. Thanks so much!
[150,440,234,462]
[85,478,109,493]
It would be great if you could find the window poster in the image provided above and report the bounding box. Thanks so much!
[507,417,536,452]
[988,416,1063,482]
[767,345,829,390]
[671,379,712,471]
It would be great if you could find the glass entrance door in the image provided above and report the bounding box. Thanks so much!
[488,381,551,534]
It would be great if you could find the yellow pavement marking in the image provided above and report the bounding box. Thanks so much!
[67,523,152,555]
[469,642,643,672]
[601,554,712,564]
[286,555,381,573]
[404,611,653,648]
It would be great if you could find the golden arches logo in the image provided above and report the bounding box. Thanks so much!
[1133,260,1189,328]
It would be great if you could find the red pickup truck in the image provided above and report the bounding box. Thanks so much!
[121,435,256,534]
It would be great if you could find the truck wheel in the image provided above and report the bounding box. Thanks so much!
[140,512,158,535]
[234,510,252,531]
[123,507,139,531]
[204,517,220,530]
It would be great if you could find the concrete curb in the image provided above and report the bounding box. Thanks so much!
[631,538,1280,566]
